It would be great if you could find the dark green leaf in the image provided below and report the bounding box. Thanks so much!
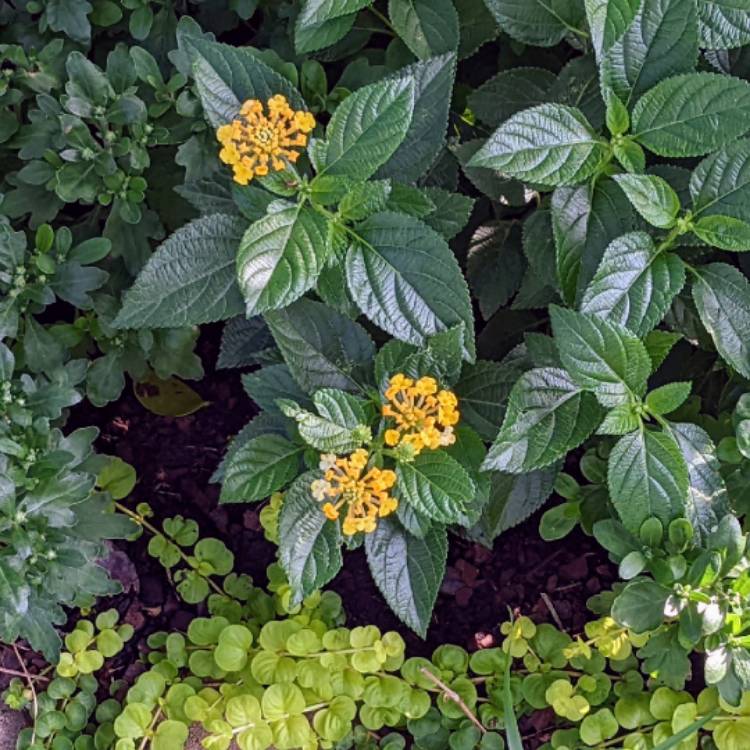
[388,0,459,59]
[346,212,475,360]
[320,77,415,181]
[608,428,688,533]
[279,472,343,605]
[482,0,586,46]
[613,174,681,228]
[690,138,750,223]
[236,203,330,315]
[692,262,750,378]
[612,580,671,632]
[295,0,372,54]
[468,68,556,129]
[580,232,685,337]
[601,0,698,105]
[632,72,750,157]
[550,305,651,405]
[469,104,607,187]
[265,298,375,393]
[376,53,457,183]
[187,38,304,127]
[365,517,446,637]
[113,214,245,329]
[482,367,603,472]
[692,214,750,251]
[668,422,730,544]
[551,178,636,305]
[220,435,302,503]
[396,451,475,524]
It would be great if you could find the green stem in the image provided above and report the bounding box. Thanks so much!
[367,5,396,33]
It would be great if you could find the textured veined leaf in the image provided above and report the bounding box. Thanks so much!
[580,232,686,337]
[242,364,313,416]
[692,262,750,378]
[691,139,750,222]
[584,0,641,60]
[282,389,368,453]
[600,0,698,105]
[345,212,475,361]
[472,465,559,544]
[294,0,373,54]
[692,214,750,251]
[698,0,750,50]
[608,428,688,533]
[613,174,681,228]
[455,0,499,57]
[468,67,556,129]
[467,221,525,319]
[482,367,603,473]
[113,214,245,329]
[220,435,302,503]
[549,55,605,132]
[551,179,636,305]
[668,422,729,544]
[365,517,446,637]
[421,187,475,239]
[388,0,459,59]
[454,360,520,441]
[264,298,375,393]
[217,316,276,370]
[550,305,651,406]
[320,77,415,181]
[631,73,750,157]
[469,104,607,186]
[236,204,329,316]
[186,38,305,127]
[482,0,587,46]
[279,473,343,605]
[376,53,456,183]
[396,451,475,524]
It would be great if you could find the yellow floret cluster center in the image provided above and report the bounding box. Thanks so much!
[311,449,398,536]
[382,374,460,455]
[215,95,315,185]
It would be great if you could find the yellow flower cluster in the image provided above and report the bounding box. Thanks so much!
[311,450,397,536]
[382,374,460,455]
[216,95,315,185]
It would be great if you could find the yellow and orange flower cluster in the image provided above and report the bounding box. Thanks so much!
[382,374,460,455]
[216,95,315,185]
[311,450,397,536]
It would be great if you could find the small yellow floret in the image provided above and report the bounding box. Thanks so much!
[215,95,315,185]
[381,374,460,456]
[310,449,398,536]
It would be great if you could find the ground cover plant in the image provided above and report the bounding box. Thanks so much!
[5,0,750,748]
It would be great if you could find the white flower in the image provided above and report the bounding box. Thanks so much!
[319,453,337,471]
[439,426,456,446]
[311,479,331,501]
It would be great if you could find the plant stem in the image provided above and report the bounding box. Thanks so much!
[113,502,227,599]
[12,644,38,747]
[418,667,486,735]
